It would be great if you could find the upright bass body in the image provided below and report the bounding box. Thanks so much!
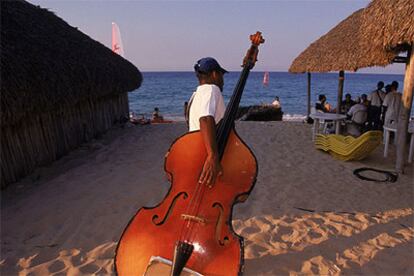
[115,128,257,275]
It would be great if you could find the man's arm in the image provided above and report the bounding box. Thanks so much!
[198,116,223,187]
[382,95,389,122]
[347,106,354,120]
[381,106,388,122]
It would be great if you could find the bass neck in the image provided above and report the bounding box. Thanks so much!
[216,31,264,160]
[216,65,252,160]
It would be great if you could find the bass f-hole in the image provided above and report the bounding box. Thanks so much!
[152,192,188,226]
[213,202,230,246]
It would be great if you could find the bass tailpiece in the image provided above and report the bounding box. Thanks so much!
[171,241,194,276]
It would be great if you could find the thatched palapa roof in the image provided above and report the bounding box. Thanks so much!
[289,9,372,73]
[289,0,414,73]
[362,0,414,51]
[1,0,143,127]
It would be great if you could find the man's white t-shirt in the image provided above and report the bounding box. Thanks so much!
[347,103,367,124]
[367,89,385,107]
[188,84,225,132]
[347,103,367,116]
[383,91,402,126]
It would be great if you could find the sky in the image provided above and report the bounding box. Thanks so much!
[28,0,405,74]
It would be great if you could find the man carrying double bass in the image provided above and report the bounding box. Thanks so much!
[116,33,263,276]
[187,57,228,187]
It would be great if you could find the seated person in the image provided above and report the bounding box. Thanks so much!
[347,96,367,120]
[361,93,369,107]
[315,94,334,133]
[315,94,331,113]
[152,107,164,121]
[340,93,355,114]
[272,96,281,108]
[346,96,368,136]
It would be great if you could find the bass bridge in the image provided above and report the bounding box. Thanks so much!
[181,214,207,224]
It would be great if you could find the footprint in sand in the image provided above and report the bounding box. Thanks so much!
[48,260,66,273]
[245,243,269,259]
[79,263,101,274]
[241,226,259,235]
[70,251,83,267]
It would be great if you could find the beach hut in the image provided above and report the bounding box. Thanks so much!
[289,0,413,172]
[1,0,143,188]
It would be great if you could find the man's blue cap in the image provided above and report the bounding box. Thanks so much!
[194,57,228,74]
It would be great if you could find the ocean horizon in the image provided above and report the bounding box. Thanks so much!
[128,71,408,121]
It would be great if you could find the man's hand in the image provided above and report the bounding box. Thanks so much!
[199,116,223,187]
[199,154,223,187]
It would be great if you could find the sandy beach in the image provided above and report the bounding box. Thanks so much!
[1,121,413,275]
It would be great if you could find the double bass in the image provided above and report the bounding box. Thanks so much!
[115,32,265,276]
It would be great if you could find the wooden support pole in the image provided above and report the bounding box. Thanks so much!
[336,70,345,114]
[396,44,414,173]
[307,72,311,116]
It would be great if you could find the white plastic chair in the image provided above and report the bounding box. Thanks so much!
[311,107,331,133]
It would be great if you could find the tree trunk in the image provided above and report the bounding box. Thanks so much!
[396,44,414,173]
[307,72,311,116]
[336,71,344,114]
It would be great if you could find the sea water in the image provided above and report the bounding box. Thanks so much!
[128,72,408,121]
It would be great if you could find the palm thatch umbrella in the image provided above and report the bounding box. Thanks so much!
[289,8,397,117]
[289,9,395,73]
[1,0,143,187]
[289,0,413,172]
[289,9,375,120]
[360,0,414,172]
[361,0,413,52]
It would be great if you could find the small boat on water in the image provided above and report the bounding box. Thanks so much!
[129,112,174,125]
[236,105,283,121]
[263,71,269,86]
[150,119,174,124]
[129,112,150,125]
